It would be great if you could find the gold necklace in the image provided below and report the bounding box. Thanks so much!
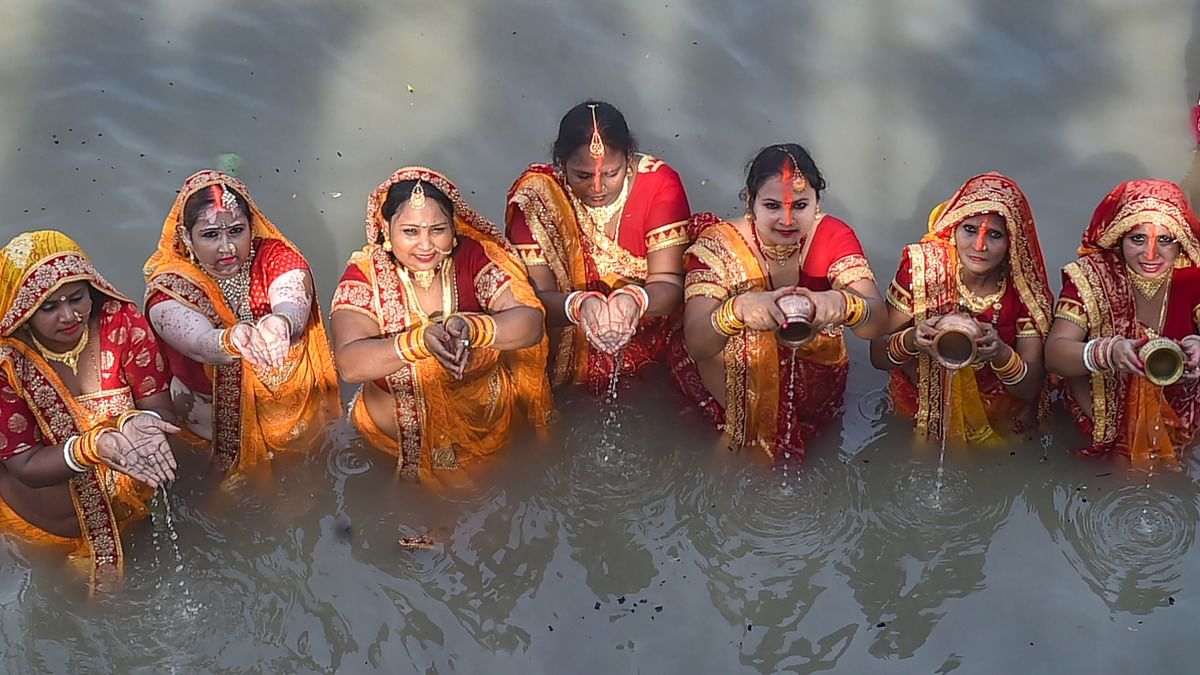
[572,173,631,236]
[1125,265,1169,301]
[397,259,456,321]
[412,266,437,290]
[955,268,1006,317]
[30,323,89,375]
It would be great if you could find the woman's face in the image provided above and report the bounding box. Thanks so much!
[186,202,253,279]
[750,175,819,246]
[954,213,1010,277]
[562,145,628,207]
[388,200,454,272]
[27,280,92,348]
[1121,221,1180,279]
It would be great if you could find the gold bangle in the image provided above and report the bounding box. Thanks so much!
[887,327,917,364]
[711,296,745,337]
[841,290,867,327]
[394,325,432,362]
[465,314,497,348]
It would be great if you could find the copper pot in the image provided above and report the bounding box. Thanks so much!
[931,313,981,370]
[1140,338,1186,386]
[776,294,816,347]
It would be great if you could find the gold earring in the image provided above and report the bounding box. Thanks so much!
[382,236,393,252]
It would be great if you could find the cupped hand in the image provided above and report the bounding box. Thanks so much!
[228,322,272,369]
[97,424,178,488]
[256,314,292,367]
[1179,335,1200,381]
[424,324,467,379]
[734,288,795,332]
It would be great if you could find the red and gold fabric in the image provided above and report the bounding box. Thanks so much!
[886,173,1054,444]
[505,156,691,390]
[333,167,553,482]
[143,170,340,475]
[0,230,168,585]
[1055,179,1200,462]
[669,212,872,462]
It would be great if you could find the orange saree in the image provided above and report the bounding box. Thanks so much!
[1055,179,1200,462]
[0,231,170,585]
[333,167,553,482]
[143,170,340,475]
[669,212,873,462]
[505,157,690,390]
[886,173,1054,444]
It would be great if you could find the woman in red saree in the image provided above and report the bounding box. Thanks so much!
[331,167,553,483]
[0,230,178,586]
[505,100,691,391]
[1045,179,1200,463]
[669,144,888,462]
[869,173,1054,444]
[143,170,340,477]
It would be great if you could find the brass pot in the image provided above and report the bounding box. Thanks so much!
[931,313,981,370]
[776,294,816,347]
[1140,338,1186,386]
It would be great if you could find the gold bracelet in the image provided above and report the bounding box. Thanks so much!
[841,290,867,327]
[219,326,241,357]
[886,327,918,364]
[711,296,746,337]
[393,325,432,362]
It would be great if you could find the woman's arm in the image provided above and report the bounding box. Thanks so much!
[1044,318,1091,378]
[476,287,545,350]
[845,278,890,340]
[266,268,313,341]
[147,300,236,365]
[642,245,686,317]
[868,305,916,371]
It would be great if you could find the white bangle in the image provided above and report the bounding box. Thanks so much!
[564,291,584,326]
[62,436,86,473]
[1083,338,1098,373]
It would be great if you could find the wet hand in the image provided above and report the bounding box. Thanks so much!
[424,324,466,380]
[604,291,643,353]
[797,288,847,329]
[734,288,793,332]
[1109,337,1146,378]
[97,424,178,488]
[443,315,472,375]
[579,295,622,355]
[975,323,1006,365]
[228,322,272,370]
[913,317,940,356]
[256,314,292,368]
[1180,335,1200,381]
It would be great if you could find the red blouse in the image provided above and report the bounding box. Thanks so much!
[0,300,169,459]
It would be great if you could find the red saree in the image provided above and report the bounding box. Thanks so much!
[669,212,875,462]
[505,156,690,390]
[1054,179,1200,461]
[886,173,1054,443]
[0,230,169,585]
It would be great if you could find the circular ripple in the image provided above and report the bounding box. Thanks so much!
[864,458,1011,540]
[1057,483,1195,608]
[326,441,374,478]
[856,386,894,422]
[697,452,865,554]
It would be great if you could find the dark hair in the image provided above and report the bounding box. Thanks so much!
[742,143,827,205]
[551,100,638,167]
[182,185,253,231]
[380,179,455,238]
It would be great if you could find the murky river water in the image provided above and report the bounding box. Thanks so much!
[1,0,1199,672]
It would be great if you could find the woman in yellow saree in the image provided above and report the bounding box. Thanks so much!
[0,230,178,586]
[670,144,888,462]
[331,167,553,483]
[869,172,1054,444]
[143,170,340,477]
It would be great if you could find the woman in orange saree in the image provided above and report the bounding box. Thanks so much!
[1045,179,1200,463]
[143,170,340,477]
[869,173,1054,444]
[505,101,691,392]
[331,167,553,483]
[669,144,888,462]
[0,230,178,586]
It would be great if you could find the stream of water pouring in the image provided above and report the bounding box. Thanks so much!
[933,368,951,505]
[780,348,798,491]
[150,486,190,610]
[599,349,625,463]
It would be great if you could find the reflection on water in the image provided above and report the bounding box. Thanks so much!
[2,0,1200,671]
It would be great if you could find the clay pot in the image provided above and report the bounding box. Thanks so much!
[776,294,816,347]
[931,313,981,370]
[1140,338,1186,386]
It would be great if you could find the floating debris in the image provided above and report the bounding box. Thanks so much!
[398,535,435,550]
